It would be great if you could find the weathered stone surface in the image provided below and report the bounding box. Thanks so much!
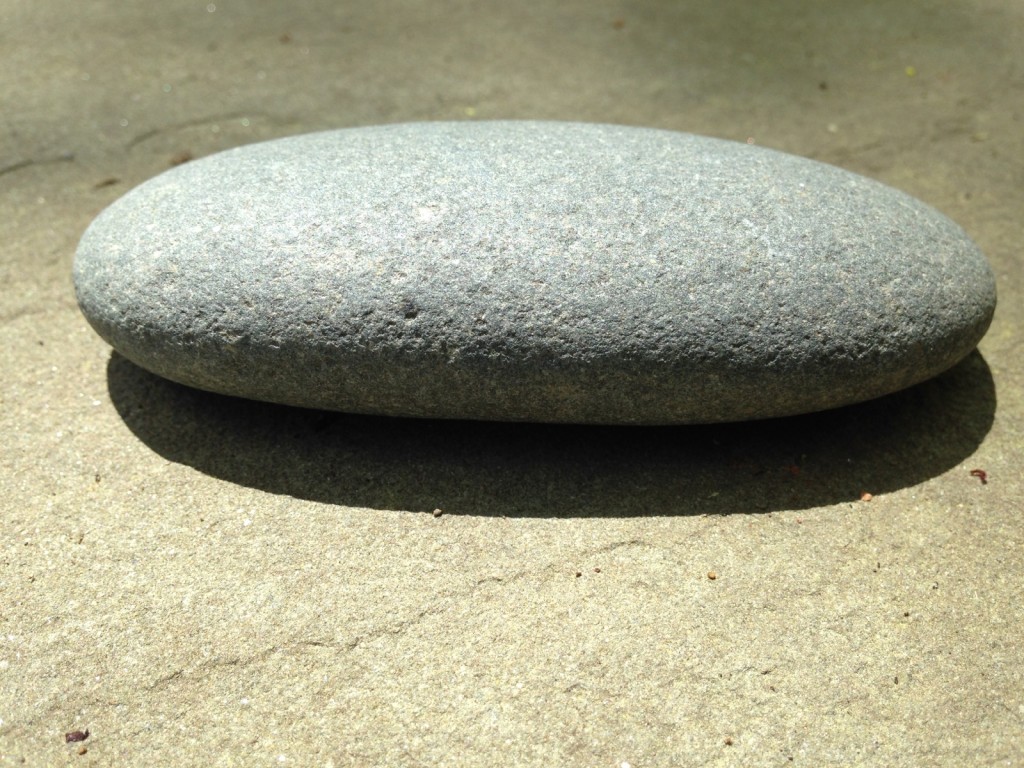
[73,121,996,424]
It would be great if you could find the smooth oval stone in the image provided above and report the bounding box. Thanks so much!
[73,121,996,424]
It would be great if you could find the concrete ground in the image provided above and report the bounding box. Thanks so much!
[1,1,1021,765]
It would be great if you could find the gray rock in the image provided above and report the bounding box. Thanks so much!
[73,121,996,424]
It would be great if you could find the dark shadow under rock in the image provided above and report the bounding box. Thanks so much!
[107,350,995,517]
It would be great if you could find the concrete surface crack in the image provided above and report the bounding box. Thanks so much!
[0,153,75,177]
[127,112,270,149]
[293,638,360,652]
[148,667,186,691]
[348,604,450,649]
[589,538,658,556]
[147,650,274,691]
[474,569,530,588]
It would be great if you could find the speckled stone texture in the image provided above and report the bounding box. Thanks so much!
[73,121,995,424]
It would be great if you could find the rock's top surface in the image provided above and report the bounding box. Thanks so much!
[73,121,996,424]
